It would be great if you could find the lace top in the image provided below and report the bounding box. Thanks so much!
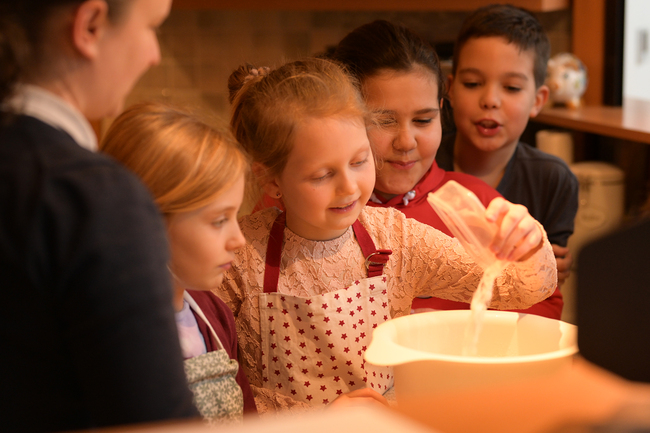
[214,206,556,413]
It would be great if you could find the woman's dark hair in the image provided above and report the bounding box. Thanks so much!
[331,19,445,99]
[0,1,129,108]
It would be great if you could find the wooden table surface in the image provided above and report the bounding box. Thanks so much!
[534,99,650,145]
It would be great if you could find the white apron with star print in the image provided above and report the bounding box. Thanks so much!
[258,213,394,406]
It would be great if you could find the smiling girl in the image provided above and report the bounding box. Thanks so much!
[331,20,564,318]
[101,102,257,423]
[217,57,557,413]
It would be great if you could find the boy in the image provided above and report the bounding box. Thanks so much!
[436,4,579,317]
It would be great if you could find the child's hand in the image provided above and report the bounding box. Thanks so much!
[329,388,389,409]
[552,244,572,288]
[485,197,543,262]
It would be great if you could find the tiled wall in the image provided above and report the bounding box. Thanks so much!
[120,8,570,127]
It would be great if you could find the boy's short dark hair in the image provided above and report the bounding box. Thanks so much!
[452,4,550,88]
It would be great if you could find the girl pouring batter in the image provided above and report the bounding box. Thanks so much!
[219,57,557,413]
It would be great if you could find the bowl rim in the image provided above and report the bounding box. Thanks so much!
[365,310,579,366]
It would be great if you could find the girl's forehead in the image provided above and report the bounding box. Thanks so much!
[288,116,369,163]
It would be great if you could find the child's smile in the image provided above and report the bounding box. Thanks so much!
[274,116,375,241]
[363,67,442,198]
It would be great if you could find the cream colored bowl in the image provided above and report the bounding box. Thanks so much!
[365,310,578,399]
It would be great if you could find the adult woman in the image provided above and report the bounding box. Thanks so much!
[0,1,198,431]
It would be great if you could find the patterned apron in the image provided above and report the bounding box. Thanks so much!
[259,212,394,406]
[184,292,244,424]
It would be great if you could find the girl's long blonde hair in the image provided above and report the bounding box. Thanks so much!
[100,101,248,215]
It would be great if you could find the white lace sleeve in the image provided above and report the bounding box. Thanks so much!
[359,208,557,318]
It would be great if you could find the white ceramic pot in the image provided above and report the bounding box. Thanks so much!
[365,310,578,399]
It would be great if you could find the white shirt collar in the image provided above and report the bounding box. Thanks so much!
[8,85,98,152]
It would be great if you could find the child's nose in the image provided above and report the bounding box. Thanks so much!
[480,86,500,109]
[337,172,357,196]
[392,125,417,153]
[227,223,246,251]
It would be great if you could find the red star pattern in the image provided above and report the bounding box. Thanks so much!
[261,277,393,405]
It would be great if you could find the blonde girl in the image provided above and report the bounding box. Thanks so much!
[219,57,556,413]
[101,102,257,423]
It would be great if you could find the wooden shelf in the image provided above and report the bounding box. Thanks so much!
[172,0,568,11]
[533,99,650,145]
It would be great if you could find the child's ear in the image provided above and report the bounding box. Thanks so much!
[71,0,110,60]
[446,74,455,107]
[252,162,281,198]
[529,84,550,118]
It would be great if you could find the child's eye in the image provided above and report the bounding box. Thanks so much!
[414,118,432,125]
[352,158,368,167]
[312,172,331,182]
[377,115,397,126]
[213,217,228,228]
[462,81,479,89]
[505,85,522,93]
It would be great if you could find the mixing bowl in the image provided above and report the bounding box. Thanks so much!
[365,310,578,399]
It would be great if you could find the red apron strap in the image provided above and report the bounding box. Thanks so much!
[352,220,392,278]
[263,213,392,293]
[263,212,286,293]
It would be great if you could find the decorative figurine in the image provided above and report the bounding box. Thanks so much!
[546,53,588,109]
